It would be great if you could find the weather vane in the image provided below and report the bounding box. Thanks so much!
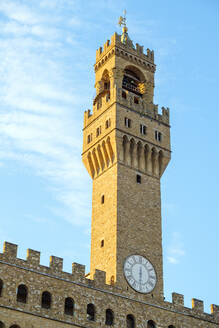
[118,10,130,45]
[118,10,127,29]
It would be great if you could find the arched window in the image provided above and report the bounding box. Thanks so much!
[147,320,156,328]
[64,297,74,316]
[127,314,135,328]
[122,66,145,96]
[0,279,3,297]
[17,284,28,303]
[105,309,114,325]
[10,326,20,328]
[168,326,176,328]
[0,322,5,328]
[41,291,51,309]
[87,303,95,321]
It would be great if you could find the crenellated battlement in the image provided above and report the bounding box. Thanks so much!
[83,88,169,129]
[95,33,155,74]
[0,241,218,325]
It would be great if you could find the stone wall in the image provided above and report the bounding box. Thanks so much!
[0,242,218,328]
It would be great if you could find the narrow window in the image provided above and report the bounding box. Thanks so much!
[101,240,104,248]
[0,279,3,297]
[105,309,114,326]
[96,127,101,137]
[122,91,127,99]
[136,174,141,184]
[158,132,162,142]
[125,117,131,128]
[127,314,135,328]
[0,322,5,328]
[134,97,139,104]
[147,320,156,328]
[64,297,74,316]
[41,291,51,309]
[106,120,109,129]
[87,303,95,321]
[17,284,28,303]
[87,135,91,144]
[155,131,162,142]
[140,124,147,135]
[101,195,105,204]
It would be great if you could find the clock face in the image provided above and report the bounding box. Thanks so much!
[123,255,157,293]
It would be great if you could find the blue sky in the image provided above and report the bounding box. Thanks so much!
[0,0,218,312]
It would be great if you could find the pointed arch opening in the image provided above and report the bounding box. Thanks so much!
[158,150,163,176]
[97,144,105,170]
[130,138,136,167]
[151,147,158,175]
[106,137,114,163]
[123,135,130,165]
[0,322,5,328]
[137,141,144,170]
[87,151,95,178]
[102,140,110,167]
[122,65,145,96]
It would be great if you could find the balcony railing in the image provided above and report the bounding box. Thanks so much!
[122,81,142,96]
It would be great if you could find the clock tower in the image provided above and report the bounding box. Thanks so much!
[82,17,171,301]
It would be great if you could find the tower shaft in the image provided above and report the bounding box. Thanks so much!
[82,32,171,300]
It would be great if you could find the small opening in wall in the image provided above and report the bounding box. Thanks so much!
[136,174,141,184]
[134,97,139,104]
[41,291,51,309]
[140,124,147,135]
[101,195,105,204]
[87,303,95,321]
[125,117,131,128]
[17,284,28,303]
[101,240,104,248]
[105,120,109,129]
[122,91,127,99]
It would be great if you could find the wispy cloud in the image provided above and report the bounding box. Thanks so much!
[0,0,90,227]
[167,232,185,264]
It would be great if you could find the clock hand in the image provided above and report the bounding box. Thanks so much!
[139,266,142,284]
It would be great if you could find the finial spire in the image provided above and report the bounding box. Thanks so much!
[118,10,133,47]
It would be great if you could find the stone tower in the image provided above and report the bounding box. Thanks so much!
[82,23,171,301]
